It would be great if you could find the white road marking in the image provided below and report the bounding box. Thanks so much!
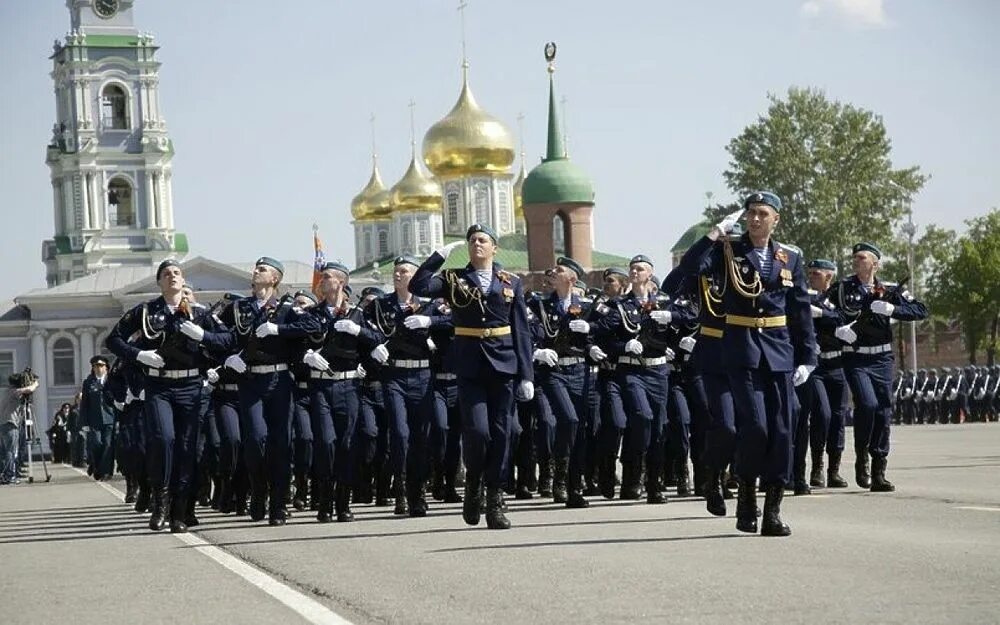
[954,506,1000,513]
[70,468,354,625]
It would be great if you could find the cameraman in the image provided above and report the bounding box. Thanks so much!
[1,371,39,484]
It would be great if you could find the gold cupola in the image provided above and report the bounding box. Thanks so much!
[350,157,386,222]
[390,146,442,213]
[422,63,515,177]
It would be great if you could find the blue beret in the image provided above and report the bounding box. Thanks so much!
[556,256,585,278]
[808,259,837,272]
[467,223,498,243]
[743,191,782,212]
[156,259,181,280]
[393,255,419,268]
[603,266,628,280]
[293,290,317,304]
[360,286,384,299]
[320,261,350,276]
[255,256,284,276]
[853,242,882,259]
[629,254,654,268]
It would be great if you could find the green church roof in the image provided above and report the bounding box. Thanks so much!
[671,220,712,253]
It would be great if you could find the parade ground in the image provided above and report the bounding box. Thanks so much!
[3,423,998,625]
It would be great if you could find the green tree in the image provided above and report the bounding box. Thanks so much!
[718,87,927,272]
[926,209,1000,364]
[880,224,958,293]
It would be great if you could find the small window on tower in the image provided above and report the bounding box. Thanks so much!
[446,189,460,231]
[378,230,389,257]
[107,177,135,227]
[100,84,129,130]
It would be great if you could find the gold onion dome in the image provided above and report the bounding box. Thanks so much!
[422,64,515,177]
[350,159,386,221]
[368,186,394,220]
[389,151,442,212]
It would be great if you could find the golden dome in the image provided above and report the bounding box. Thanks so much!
[350,158,386,222]
[389,151,442,213]
[513,156,526,221]
[368,186,394,220]
[422,66,515,177]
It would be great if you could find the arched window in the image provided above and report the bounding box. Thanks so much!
[100,84,129,130]
[446,189,460,231]
[364,231,372,257]
[474,182,489,225]
[378,230,389,257]
[107,177,135,227]
[52,337,76,386]
[402,222,412,250]
[553,213,566,255]
[418,220,429,247]
[498,189,511,233]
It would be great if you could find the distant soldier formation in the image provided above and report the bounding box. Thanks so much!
[57,191,995,537]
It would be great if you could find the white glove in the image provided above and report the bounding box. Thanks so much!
[303,350,329,371]
[568,319,590,334]
[179,320,205,342]
[870,300,895,316]
[810,305,823,319]
[792,364,816,387]
[356,364,367,379]
[255,321,279,338]
[589,345,607,361]
[224,353,247,373]
[435,240,465,259]
[113,401,125,411]
[650,310,672,325]
[533,348,559,367]
[371,344,390,364]
[404,315,432,330]
[516,380,535,402]
[712,208,744,238]
[136,350,165,369]
[834,324,857,344]
[206,368,220,384]
[664,347,676,362]
[625,339,644,355]
[678,336,696,352]
[948,390,958,400]
[333,319,361,336]
[427,337,437,352]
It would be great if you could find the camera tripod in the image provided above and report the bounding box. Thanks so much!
[20,396,52,483]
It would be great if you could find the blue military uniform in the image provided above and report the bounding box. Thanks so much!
[427,298,463,503]
[80,357,116,481]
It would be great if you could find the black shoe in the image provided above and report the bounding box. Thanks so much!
[514,484,533,500]
[620,459,642,500]
[760,485,791,537]
[735,479,758,534]
[268,508,287,526]
[646,488,667,505]
[870,457,896,492]
[408,496,428,518]
[134,486,151,514]
[793,481,811,496]
[249,494,267,522]
[854,446,871,489]
[552,458,569,504]
[169,518,188,533]
[442,485,464,503]
[463,473,482,526]
[292,474,308,511]
[317,481,334,523]
[827,452,849,488]
[675,459,692,497]
[485,487,511,530]
[336,484,355,522]
[598,456,616,500]
[431,471,446,502]
[704,470,726,517]
[149,488,169,532]
[124,478,138,504]
[538,461,553,498]
[809,454,825,488]
[566,490,590,509]
[169,494,188,533]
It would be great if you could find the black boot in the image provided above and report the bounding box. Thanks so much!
[514,468,533,500]
[353,462,373,505]
[870,456,896,492]
[408,476,428,518]
[793,458,812,495]
[598,456,616,500]
[735,479,758,534]
[537,460,553,498]
[393,474,409,516]
[703,469,726,517]
[692,463,704,498]
[443,468,464,503]
[675,457,692,497]
[315,480,333,522]
[169,494,188,533]
[826,451,848,487]
[134,481,151,514]
[620,458,642,500]
[462,472,482,526]
[184,494,200,528]
[210,475,223,510]
[249,486,267,522]
[218,476,234,514]
[336,483,355,522]
[375,464,391,507]
[854,445,871,489]
[760,485,791,537]
[292,473,308,511]
[552,458,569,504]
[431,460,446,502]
[149,487,169,532]
[124,476,138,504]
[809,449,825,488]
[485,487,511,530]
[646,471,667,505]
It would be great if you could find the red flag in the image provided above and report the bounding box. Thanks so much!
[311,225,325,295]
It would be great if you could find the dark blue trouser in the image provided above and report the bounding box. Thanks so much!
[143,377,203,497]
[457,372,514,489]
[310,378,360,483]
[728,367,795,487]
[359,381,384,471]
[539,364,588,490]
[291,385,314,479]
[597,370,626,460]
[238,371,292,512]
[666,370,692,461]
[382,367,434,484]
[120,401,147,483]
[702,371,736,471]
[87,423,115,478]
[213,391,241,479]
[844,354,894,459]
[432,378,461,478]
[683,371,709,468]
[533,389,555,463]
[809,365,847,455]
[619,365,669,475]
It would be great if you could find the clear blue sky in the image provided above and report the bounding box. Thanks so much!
[1,0,997,303]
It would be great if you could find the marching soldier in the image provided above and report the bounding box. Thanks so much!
[356,286,388,505]
[409,224,535,529]
[428,297,463,503]
[677,192,817,536]
[80,355,115,481]
[831,242,928,492]
[590,267,629,499]
[289,290,318,511]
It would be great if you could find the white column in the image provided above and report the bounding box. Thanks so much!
[64,177,79,230]
[147,171,158,229]
[52,181,63,234]
[164,172,173,228]
[88,173,100,229]
[145,172,155,229]
[153,172,162,229]
[29,329,49,434]
[80,173,90,230]
[77,327,96,380]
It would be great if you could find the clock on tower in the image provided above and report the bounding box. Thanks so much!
[93,0,120,19]
[69,0,135,34]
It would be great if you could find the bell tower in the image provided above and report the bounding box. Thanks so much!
[43,0,187,287]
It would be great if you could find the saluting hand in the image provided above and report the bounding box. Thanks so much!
[435,240,465,260]
[678,336,696,352]
[224,353,247,373]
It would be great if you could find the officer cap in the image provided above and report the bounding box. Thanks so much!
[293,290,317,305]
[255,256,285,277]
[156,258,181,280]
[320,261,350,277]
[629,254,654,269]
[603,267,629,280]
[808,259,837,272]
[743,191,782,212]
[393,255,420,269]
[466,223,498,243]
[360,286,384,299]
[556,256,585,278]
[89,355,109,367]
[852,242,882,260]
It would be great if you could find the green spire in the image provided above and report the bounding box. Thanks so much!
[545,71,565,162]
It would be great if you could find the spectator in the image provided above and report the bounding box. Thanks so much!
[1,373,39,484]
[48,403,72,463]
